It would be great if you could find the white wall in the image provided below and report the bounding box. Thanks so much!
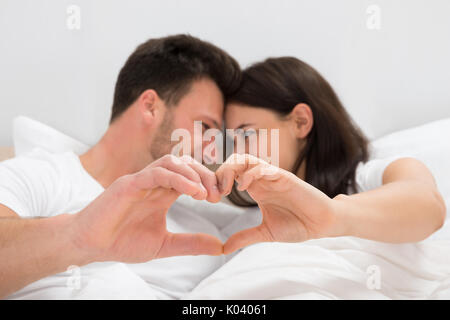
[1,0,449,146]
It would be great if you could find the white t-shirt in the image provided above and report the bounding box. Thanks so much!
[0,148,399,299]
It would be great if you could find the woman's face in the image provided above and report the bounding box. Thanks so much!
[224,103,304,173]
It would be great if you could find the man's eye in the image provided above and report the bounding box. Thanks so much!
[202,123,211,130]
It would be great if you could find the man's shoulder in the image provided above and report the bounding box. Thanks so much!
[0,147,78,179]
[0,148,83,217]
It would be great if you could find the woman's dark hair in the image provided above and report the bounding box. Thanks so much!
[110,34,241,122]
[227,57,369,206]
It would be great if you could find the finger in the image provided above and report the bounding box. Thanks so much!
[180,155,222,203]
[156,232,224,258]
[154,155,203,184]
[215,154,241,194]
[216,154,270,195]
[134,167,207,200]
[237,163,281,191]
[218,166,236,196]
[215,153,246,194]
[157,168,208,200]
[223,225,273,255]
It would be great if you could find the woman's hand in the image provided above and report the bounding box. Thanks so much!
[216,154,343,254]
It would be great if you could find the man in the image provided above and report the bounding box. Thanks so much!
[0,34,241,299]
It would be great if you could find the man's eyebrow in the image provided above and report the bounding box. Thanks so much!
[204,117,221,129]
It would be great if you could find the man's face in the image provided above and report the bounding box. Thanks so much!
[150,78,224,161]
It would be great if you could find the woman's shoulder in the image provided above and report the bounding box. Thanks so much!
[351,156,406,194]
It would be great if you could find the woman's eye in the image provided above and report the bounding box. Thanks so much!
[244,129,257,138]
[202,123,211,131]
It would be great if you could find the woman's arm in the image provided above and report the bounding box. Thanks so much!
[217,154,447,254]
[332,157,446,242]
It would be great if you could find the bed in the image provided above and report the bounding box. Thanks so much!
[3,116,450,299]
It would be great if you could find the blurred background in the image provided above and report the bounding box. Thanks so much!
[0,0,449,146]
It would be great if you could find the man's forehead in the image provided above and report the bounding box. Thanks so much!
[190,108,223,128]
[174,80,224,127]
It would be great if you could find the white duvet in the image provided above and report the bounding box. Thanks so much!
[184,238,450,299]
[71,234,450,300]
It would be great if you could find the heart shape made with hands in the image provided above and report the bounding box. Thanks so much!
[214,153,337,255]
[75,153,337,264]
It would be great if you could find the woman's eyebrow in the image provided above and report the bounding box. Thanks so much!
[236,123,255,130]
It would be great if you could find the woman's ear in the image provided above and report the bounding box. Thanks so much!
[138,89,159,125]
[290,103,314,139]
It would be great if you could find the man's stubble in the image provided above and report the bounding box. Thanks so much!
[150,110,175,161]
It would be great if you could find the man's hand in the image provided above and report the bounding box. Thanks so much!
[73,154,223,263]
[0,154,223,298]
[216,154,337,254]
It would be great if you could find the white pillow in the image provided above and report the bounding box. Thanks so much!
[370,117,450,201]
[13,116,89,156]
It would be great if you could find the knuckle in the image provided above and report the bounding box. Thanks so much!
[225,153,239,164]
[152,167,172,187]
[226,153,252,168]
[163,154,174,164]
[116,174,134,186]
[204,170,218,182]
[160,154,176,165]
[171,154,185,165]
[247,154,259,164]
[113,174,135,196]
[180,154,195,163]
[151,166,165,177]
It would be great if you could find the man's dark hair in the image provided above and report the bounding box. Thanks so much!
[110,34,241,122]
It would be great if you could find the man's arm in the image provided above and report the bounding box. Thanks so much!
[0,207,89,298]
[0,155,223,299]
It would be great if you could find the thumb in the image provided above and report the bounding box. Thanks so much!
[223,225,273,255]
[156,232,223,258]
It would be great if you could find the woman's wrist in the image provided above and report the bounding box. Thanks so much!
[326,194,355,238]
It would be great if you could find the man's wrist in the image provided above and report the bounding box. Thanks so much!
[52,213,97,268]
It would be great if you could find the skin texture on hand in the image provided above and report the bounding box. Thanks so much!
[72,154,224,264]
[215,154,338,255]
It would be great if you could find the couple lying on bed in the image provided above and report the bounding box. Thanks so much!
[0,34,446,299]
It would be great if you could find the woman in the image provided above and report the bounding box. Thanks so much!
[216,57,446,255]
